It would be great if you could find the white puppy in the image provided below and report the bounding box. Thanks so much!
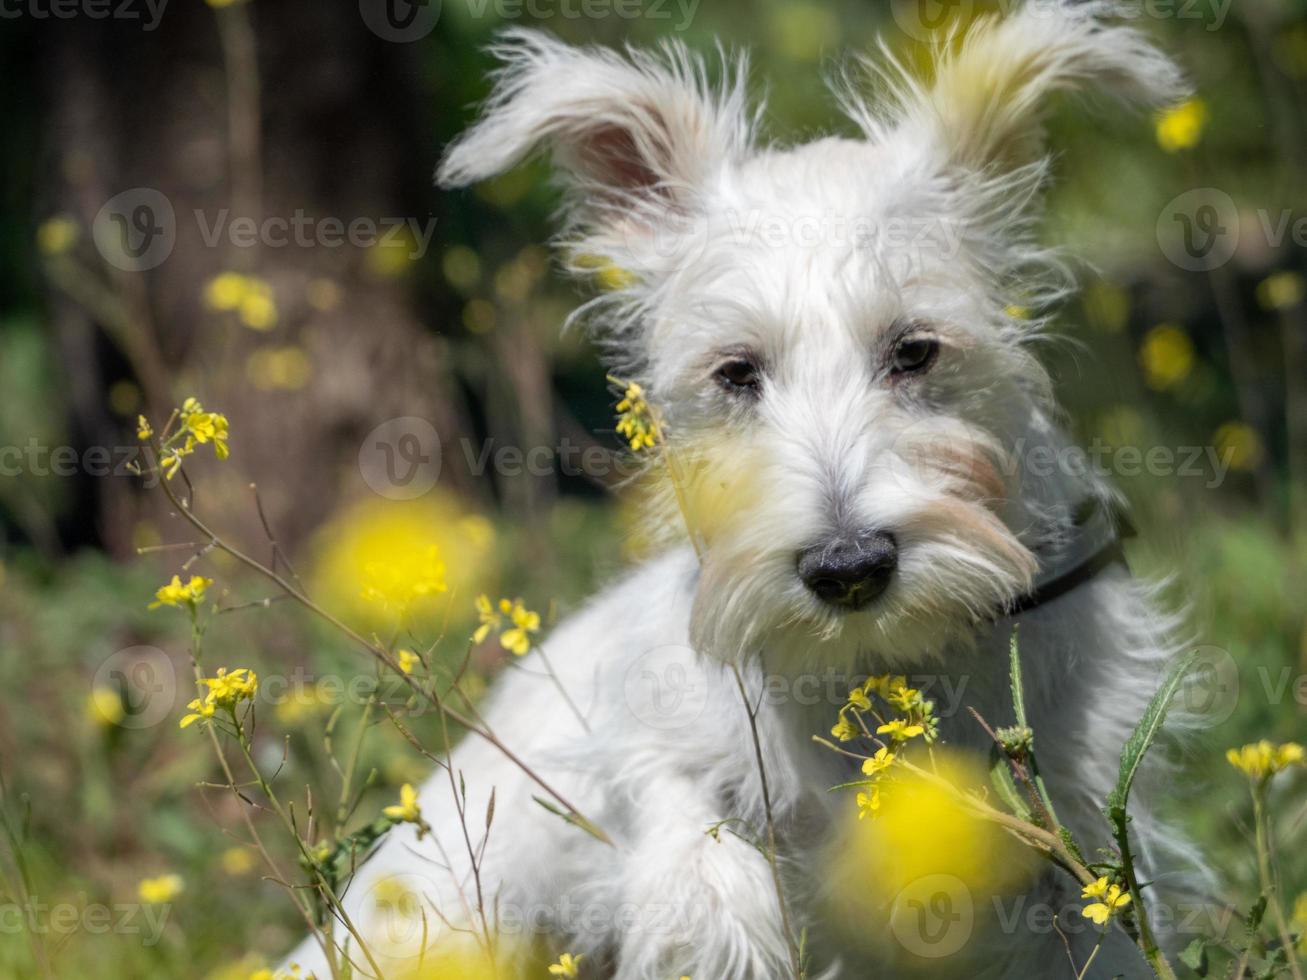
[288,4,1205,977]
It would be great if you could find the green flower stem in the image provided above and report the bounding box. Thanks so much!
[1253,786,1305,980]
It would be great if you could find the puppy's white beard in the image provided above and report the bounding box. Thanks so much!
[687,497,1037,671]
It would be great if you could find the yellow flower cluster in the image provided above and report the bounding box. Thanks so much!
[472,595,541,655]
[1226,741,1305,781]
[180,667,259,728]
[1080,877,1132,925]
[612,378,662,452]
[360,545,447,613]
[138,397,231,479]
[830,676,938,820]
[204,272,278,330]
[149,574,213,610]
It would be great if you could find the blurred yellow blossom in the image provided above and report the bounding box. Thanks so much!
[360,544,447,614]
[138,874,184,904]
[1227,741,1305,780]
[442,245,481,292]
[37,216,79,256]
[221,846,255,876]
[548,953,583,978]
[396,648,421,674]
[310,496,498,633]
[1256,271,1305,311]
[1139,324,1195,391]
[87,686,125,727]
[383,784,425,834]
[305,277,342,311]
[204,272,278,330]
[1214,422,1264,472]
[574,253,637,291]
[826,751,1035,949]
[1156,98,1208,153]
[246,347,312,391]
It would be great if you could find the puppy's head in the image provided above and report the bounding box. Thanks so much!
[439,4,1185,669]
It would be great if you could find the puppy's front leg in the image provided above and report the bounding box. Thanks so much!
[608,778,797,980]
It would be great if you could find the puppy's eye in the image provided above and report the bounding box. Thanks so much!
[716,357,761,393]
[890,337,939,376]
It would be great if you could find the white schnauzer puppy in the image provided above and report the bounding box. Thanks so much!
[290,3,1205,977]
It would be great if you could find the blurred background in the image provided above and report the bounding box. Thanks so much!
[0,0,1304,976]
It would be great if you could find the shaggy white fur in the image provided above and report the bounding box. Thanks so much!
[287,4,1207,977]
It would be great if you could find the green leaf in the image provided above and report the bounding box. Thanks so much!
[989,743,1033,820]
[1105,650,1199,818]
[1178,937,1207,974]
[1009,626,1029,728]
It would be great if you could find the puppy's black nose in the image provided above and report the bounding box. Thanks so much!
[798,533,898,610]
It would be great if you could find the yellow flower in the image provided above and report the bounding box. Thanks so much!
[1227,741,1306,780]
[1214,422,1264,473]
[472,593,499,644]
[500,598,541,655]
[203,272,277,330]
[612,378,662,452]
[384,783,422,824]
[87,686,125,727]
[37,216,79,256]
[856,785,881,820]
[830,716,858,742]
[180,397,231,461]
[861,746,895,777]
[179,696,216,729]
[360,545,448,613]
[149,574,213,610]
[396,648,421,674]
[876,719,924,742]
[138,874,184,904]
[846,688,871,712]
[1257,271,1306,312]
[1139,324,1195,391]
[548,953,584,977]
[1156,98,1208,153]
[180,668,258,728]
[221,846,255,876]
[1081,878,1131,925]
[136,415,153,441]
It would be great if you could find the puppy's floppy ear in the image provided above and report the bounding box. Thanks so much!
[862,1,1188,172]
[437,28,753,219]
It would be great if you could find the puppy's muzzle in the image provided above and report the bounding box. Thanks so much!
[797,532,897,611]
